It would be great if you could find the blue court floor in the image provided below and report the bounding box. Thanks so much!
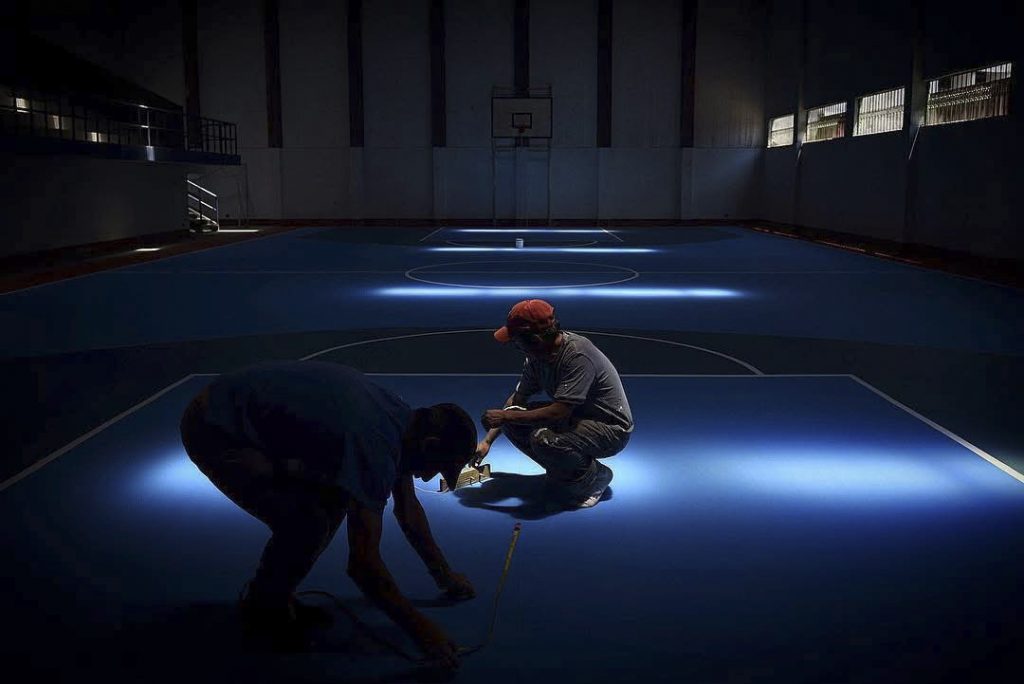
[3,224,1023,682]
[3,373,1023,683]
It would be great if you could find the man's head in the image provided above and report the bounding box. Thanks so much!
[493,299,561,358]
[404,403,478,490]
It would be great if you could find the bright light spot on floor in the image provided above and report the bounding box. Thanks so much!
[377,286,739,298]
[135,452,229,506]
[429,247,654,254]
[135,247,161,252]
[455,229,614,234]
[721,452,965,502]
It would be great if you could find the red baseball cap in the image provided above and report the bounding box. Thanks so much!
[494,299,556,342]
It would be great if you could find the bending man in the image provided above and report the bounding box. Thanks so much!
[179,360,477,667]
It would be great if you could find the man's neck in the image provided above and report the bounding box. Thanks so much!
[542,332,565,362]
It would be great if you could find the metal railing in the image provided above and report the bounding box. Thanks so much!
[187,179,220,232]
[1,85,237,156]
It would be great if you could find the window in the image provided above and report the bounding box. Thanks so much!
[925,62,1012,126]
[767,114,795,147]
[87,131,108,143]
[15,97,29,113]
[806,102,846,142]
[854,87,905,136]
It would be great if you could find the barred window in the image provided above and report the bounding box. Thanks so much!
[806,102,846,143]
[767,114,795,148]
[925,62,1012,126]
[854,87,905,136]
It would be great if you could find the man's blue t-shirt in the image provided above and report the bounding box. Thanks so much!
[201,361,412,511]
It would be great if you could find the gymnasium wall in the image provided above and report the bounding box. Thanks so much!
[190,0,766,222]
[0,153,185,258]
[762,0,1024,259]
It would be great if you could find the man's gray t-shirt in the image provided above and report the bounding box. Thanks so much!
[514,332,633,432]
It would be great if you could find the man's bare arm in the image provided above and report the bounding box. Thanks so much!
[481,392,523,446]
[392,475,451,580]
[482,401,572,429]
[346,499,458,664]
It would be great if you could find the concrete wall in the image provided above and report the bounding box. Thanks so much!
[762,0,1023,259]
[688,0,765,220]
[7,0,770,229]
[191,0,766,222]
[22,1,186,105]
[0,153,185,257]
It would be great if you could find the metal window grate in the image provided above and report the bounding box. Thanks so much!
[925,62,1012,126]
[806,102,846,143]
[767,114,795,148]
[855,87,905,136]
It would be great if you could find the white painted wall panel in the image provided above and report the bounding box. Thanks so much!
[198,0,267,150]
[599,149,681,218]
[549,148,600,218]
[0,154,184,257]
[694,0,766,148]
[280,0,349,149]
[361,148,434,218]
[433,148,494,218]
[612,0,682,148]
[531,0,598,148]
[362,0,431,148]
[446,0,513,148]
[689,148,761,219]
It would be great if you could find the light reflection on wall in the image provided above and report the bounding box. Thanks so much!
[376,287,740,298]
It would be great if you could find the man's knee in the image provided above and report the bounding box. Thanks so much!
[529,427,570,457]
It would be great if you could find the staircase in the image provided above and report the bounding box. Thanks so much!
[187,178,219,232]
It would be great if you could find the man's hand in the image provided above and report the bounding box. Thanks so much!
[413,618,460,669]
[436,570,476,600]
[481,409,506,429]
[473,440,491,466]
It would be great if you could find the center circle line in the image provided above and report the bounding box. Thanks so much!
[405,260,640,290]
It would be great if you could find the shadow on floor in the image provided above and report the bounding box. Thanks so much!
[453,471,612,520]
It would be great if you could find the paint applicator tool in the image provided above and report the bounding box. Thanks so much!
[439,463,492,492]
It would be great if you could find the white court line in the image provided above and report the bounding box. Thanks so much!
[846,374,1024,485]
[0,374,202,493]
[100,269,905,276]
[575,330,764,376]
[303,329,764,375]
[600,226,625,243]
[419,226,446,242]
[362,373,841,378]
[301,329,499,361]
[5,372,1022,493]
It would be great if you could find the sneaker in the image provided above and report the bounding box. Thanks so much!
[576,463,613,509]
